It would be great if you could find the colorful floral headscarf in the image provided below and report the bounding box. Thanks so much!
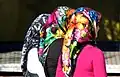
[61,7,102,77]
[39,6,75,66]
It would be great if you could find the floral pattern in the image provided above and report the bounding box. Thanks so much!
[21,6,101,77]
[61,7,101,76]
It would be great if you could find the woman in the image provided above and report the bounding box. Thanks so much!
[21,6,75,77]
[56,7,107,77]
[42,6,74,77]
[21,14,50,77]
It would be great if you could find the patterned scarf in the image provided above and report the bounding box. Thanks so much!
[21,13,50,73]
[38,6,75,66]
[21,6,75,73]
[61,7,101,77]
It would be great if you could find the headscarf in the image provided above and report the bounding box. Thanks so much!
[21,6,75,73]
[39,6,75,66]
[21,14,50,73]
[61,7,102,77]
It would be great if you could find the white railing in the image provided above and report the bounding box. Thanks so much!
[0,64,120,73]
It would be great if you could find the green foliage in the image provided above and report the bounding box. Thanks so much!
[103,18,120,41]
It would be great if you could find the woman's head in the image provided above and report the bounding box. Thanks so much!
[66,7,102,43]
[39,6,75,55]
[74,7,102,39]
[45,6,75,37]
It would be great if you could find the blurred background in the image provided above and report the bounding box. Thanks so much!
[0,0,119,41]
[0,0,120,76]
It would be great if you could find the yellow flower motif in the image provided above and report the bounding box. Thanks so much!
[76,23,84,30]
[40,31,44,37]
[63,65,69,72]
[76,14,83,23]
[81,30,87,37]
[54,29,64,38]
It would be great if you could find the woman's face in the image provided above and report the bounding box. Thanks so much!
[75,14,89,30]
[68,13,100,42]
[75,13,100,39]
[73,14,90,41]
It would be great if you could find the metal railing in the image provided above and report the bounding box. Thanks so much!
[0,41,120,76]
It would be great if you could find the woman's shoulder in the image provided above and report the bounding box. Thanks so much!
[84,44,104,55]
